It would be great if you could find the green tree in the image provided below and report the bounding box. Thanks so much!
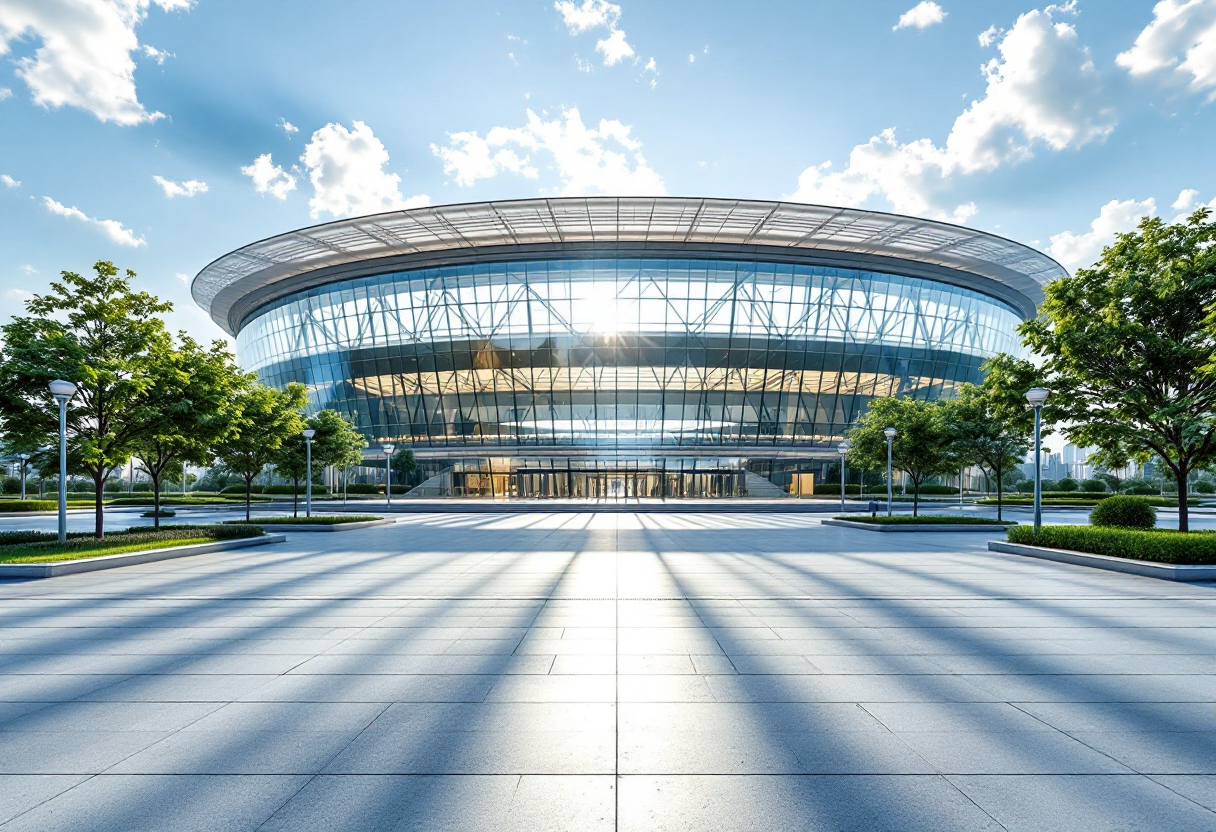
[1020,210,1216,532]
[273,409,365,516]
[946,367,1033,522]
[0,262,173,538]
[845,397,958,515]
[391,447,417,489]
[212,382,307,521]
[132,336,246,528]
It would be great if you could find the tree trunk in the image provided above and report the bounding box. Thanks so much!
[93,471,105,539]
[912,478,920,516]
[244,474,253,522]
[1177,459,1189,533]
[292,476,300,518]
[994,460,1003,523]
[151,471,161,530]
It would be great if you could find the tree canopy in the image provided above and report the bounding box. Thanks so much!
[0,262,173,537]
[1019,209,1216,531]
[212,382,307,521]
[845,396,959,515]
[273,409,365,515]
[945,368,1031,521]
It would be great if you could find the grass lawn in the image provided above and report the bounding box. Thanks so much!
[223,515,384,525]
[0,524,264,564]
[834,514,1015,525]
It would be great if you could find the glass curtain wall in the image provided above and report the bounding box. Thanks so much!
[237,257,1023,450]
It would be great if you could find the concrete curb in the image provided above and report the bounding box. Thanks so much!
[241,518,394,532]
[823,519,1016,533]
[988,540,1216,582]
[0,534,287,579]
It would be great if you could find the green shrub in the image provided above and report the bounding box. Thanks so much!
[141,509,176,518]
[900,484,959,495]
[1056,478,1079,492]
[1016,481,1034,493]
[1040,479,1058,492]
[222,484,265,494]
[344,484,380,494]
[1090,495,1157,529]
[0,523,263,550]
[132,482,153,492]
[1193,481,1216,494]
[262,484,330,495]
[0,499,58,512]
[1006,524,1216,565]
[0,477,19,495]
[1079,479,1107,492]
[102,480,124,493]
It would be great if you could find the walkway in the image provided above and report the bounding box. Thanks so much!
[0,512,1213,830]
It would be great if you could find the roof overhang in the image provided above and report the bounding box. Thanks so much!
[193,197,1066,336]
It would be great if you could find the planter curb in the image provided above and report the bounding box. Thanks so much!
[988,540,1216,582]
[243,518,394,532]
[0,534,287,579]
[823,519,1016,533]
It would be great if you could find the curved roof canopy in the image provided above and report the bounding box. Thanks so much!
[193,196,1065,335]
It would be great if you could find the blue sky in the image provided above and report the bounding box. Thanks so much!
[1,0,1215,342]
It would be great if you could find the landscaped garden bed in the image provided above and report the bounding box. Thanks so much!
[824,514,1016,532]
[1004,525,1216,565]
[0,499,95,512]
[976,495,1197,507]
[0,524,265,565]
[224,515,383,525]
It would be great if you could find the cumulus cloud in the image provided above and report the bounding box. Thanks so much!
[554,0,637,67]
[42,195,145,246]
[1,173,19,188]
[894,1,947,31]
[278,117,298,135]
[642,56,658,88]
[1117,0,1216,99]
[152,175,206,198]
[240,153,296,200]
[1170,187,1216,219]
[0,87,11,100]
[978,25,1001,47]
[299,120,428,219]
[0,0,190,125]
[1048,197,1156,270]
[789,4,1112,221]
[431,107,665,197]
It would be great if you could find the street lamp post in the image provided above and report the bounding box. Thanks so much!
[48,380,78,544]
[383,443,396,508]
[16,453,29,501]
[302,429,316,518]
[836,439,852,513]
[1025,387,1050,534]
[884,427,896,517]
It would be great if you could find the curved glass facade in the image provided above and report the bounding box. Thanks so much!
[237,257,1023,451]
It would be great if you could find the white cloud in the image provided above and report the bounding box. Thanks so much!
[1117,0,1216,99]
[20,264,37,275]
[152,174,207,198]
[978,25,1001,47]
[278,117,298,135]
[1048,197,1156,270]
[1170,187,1216,219]
[42,195,145,246]
[431,107,665,197]
[642,56,658,88]
[0,87,11,100]
[1,173,19,187]
[596,27,634,65]
[175,272,188,283]
[240,153,297,200]
[894,1,947,31]
[0,0,190,125]
[789,4,1112,221]
[300,120,429,219]
[554,0,636,68]
[141,43,172,64]
[4,287,35,303]
[554,0,619,33]
[688,53,695,63]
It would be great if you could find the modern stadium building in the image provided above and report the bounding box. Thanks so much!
[192,197,1063,499]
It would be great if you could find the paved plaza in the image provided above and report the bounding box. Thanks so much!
[0,511,1214,831]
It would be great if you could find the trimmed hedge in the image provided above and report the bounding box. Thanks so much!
[899,485,959,495]
[224,515,383,525]
[0,523,263,551]
[0,499,57,512]
[812,484,866,495]
[262,484,330,495]
[1006,524,1216,565]
[1090,496,1156,529]
[977,495,1195,507]
[1079,479,1107,493]
[834,514,1014,525]
[222,484,266,494]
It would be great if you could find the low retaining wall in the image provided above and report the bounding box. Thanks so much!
[823,519,1015,533]
[0,534,287,579]
[988,540,1216,582]
[251,519,394,532]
